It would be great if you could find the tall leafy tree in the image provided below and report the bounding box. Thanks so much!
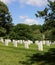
[35,0,55,31]
[0,1,13,35]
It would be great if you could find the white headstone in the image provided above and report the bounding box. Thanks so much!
[17,40,23,44]
[35,40,39,45]
[38,41,43,51]
[0,38,4,43]
[24,41,29,49]
[13,40,17,47]
[27,40,33,45]
[5,39,11,46]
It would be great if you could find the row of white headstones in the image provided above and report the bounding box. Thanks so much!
[0,38,55,51]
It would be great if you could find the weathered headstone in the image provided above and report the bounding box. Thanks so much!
[17,40,23,44]
[38,41,43,51]
[35,40,43,51]
[35,40,39,45]
[0,37,4,43]
[5,39,11,46]
[13,40,17,47]
[27,40,33,45]
[24,41,29,49]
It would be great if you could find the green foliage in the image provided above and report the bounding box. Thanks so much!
[9,31,19,40]
[31,33,43,42]
[35,0,55,41]
[34,33,43,41]
[0,27,6,37]
[45,29,55,41]
[10,24,33,40]
[35,8,48,17]
[35,0,55,31]
[30,24,42,31]
[4,35,10,39]
[0,1,13,35]
[0,1,12,27]
[0,1,8,13]
[29,24,43,42]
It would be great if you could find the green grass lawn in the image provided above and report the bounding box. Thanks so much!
[0,42,55,65]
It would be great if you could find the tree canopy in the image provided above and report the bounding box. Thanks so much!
[35,0,55,41]
[35,0,55,31]
[0,1,13,36]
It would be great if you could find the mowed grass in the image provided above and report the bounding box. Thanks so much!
[0,42,55,65]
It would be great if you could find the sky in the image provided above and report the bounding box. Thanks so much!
[1,0,55,25]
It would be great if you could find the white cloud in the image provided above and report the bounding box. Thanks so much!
[19,0,48,6]
[0,0,9,3]
[19,15,39,25]
[1,0,55,6]
[0,0,16,4]
[24,18,39,25]
[19,16,28,19]
[19,0,55,6]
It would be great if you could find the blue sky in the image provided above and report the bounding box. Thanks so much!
[1,0,54,25]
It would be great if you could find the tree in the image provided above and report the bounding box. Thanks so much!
[35,0,55,31]
[45,29,55,41]
[30,24,42,33]
[0,27,6,37]
[10,24,33,40]
[0,1,13,35]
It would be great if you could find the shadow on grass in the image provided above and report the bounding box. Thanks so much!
[19,48,55,65]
